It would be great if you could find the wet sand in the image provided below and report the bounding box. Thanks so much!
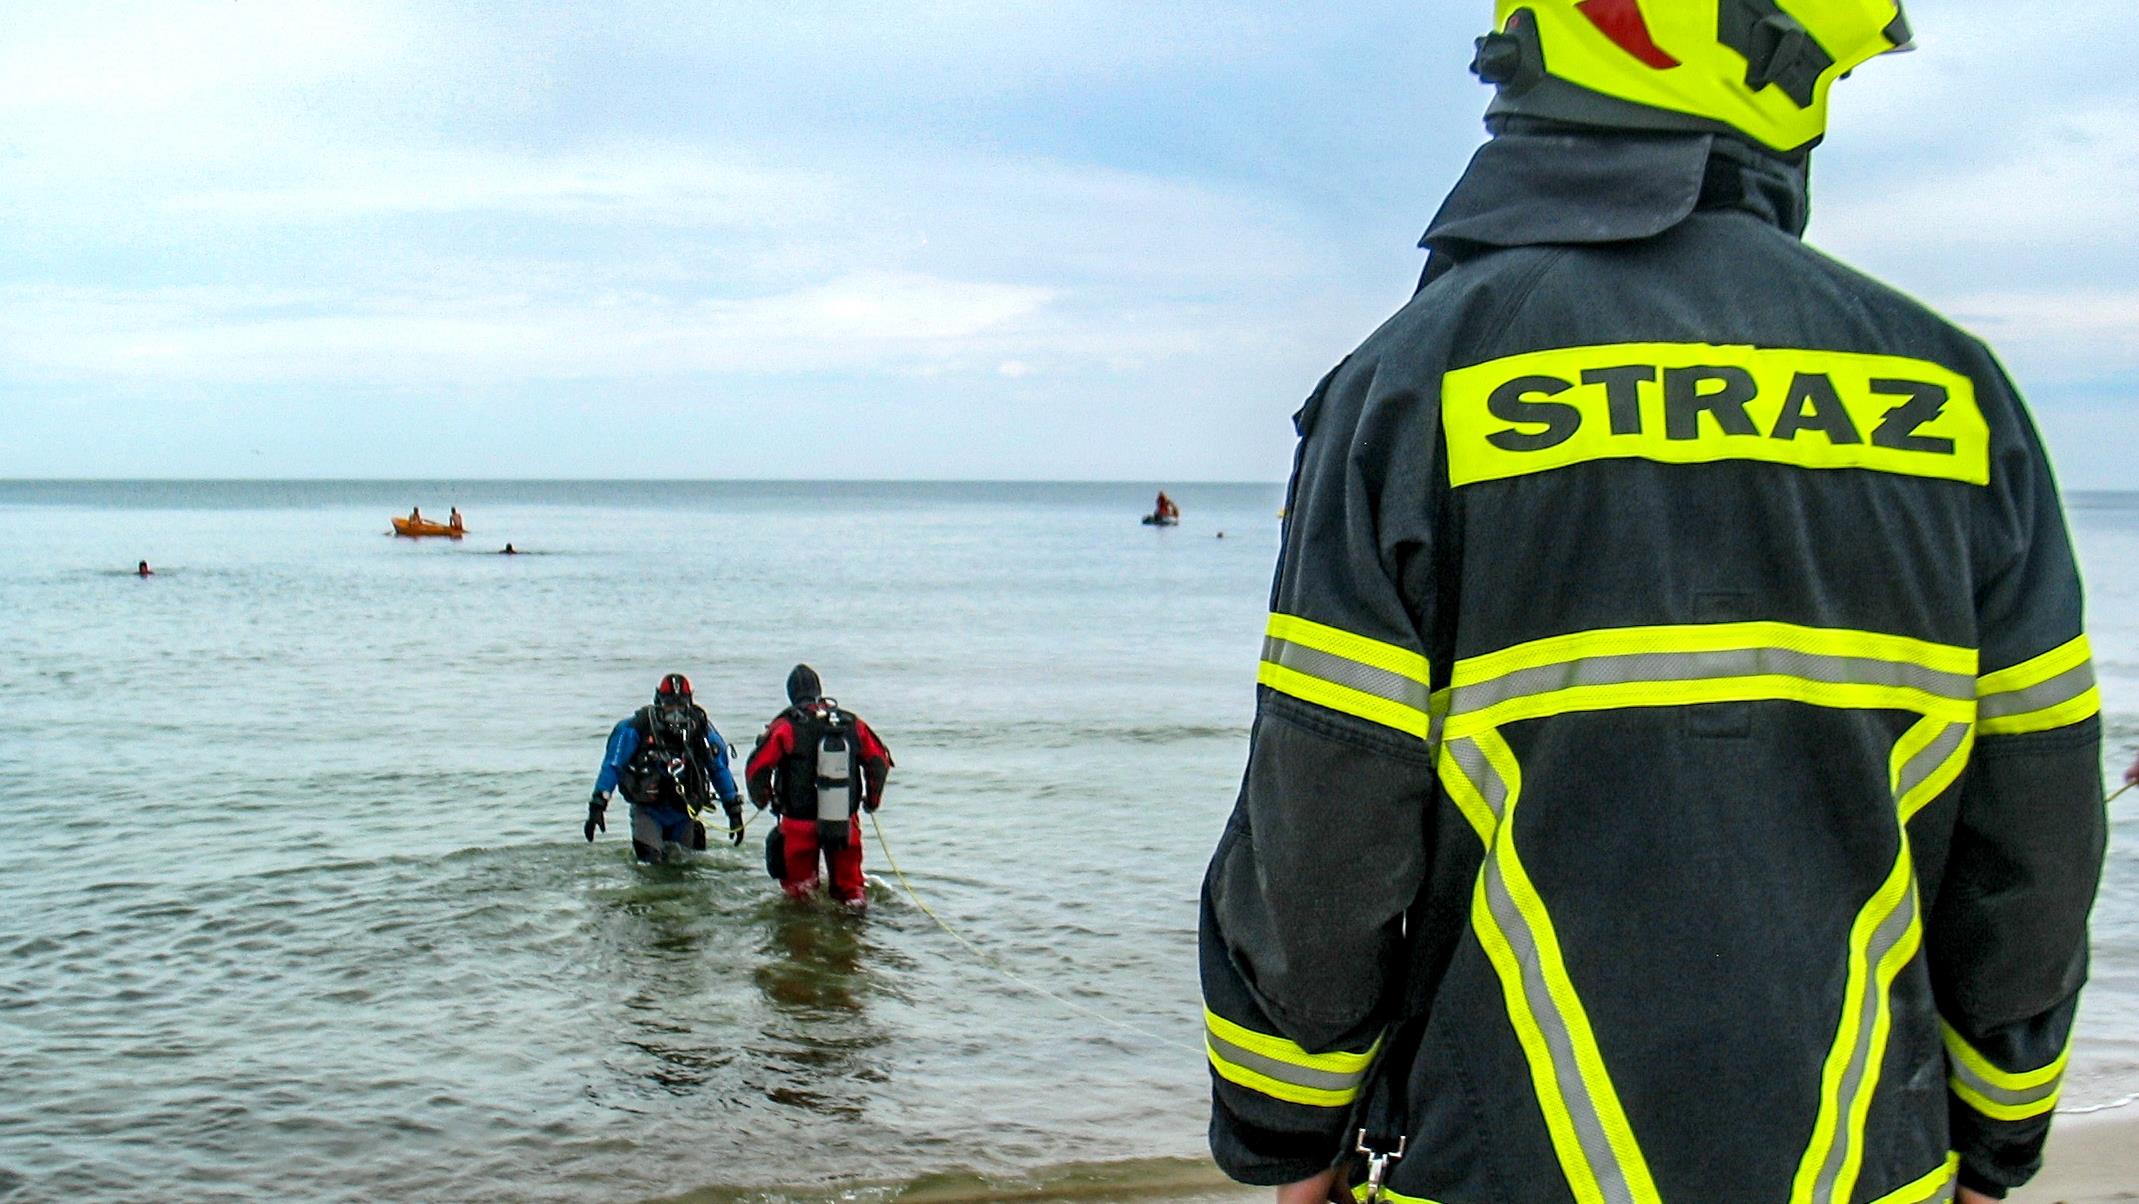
[2011,1111,2139,1202]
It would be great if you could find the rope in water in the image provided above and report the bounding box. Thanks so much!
[867,811,1199,1054]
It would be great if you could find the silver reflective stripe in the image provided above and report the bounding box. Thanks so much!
[1978,659,2096,721]
[1447,736,1508,826]
[1451,647,1975,716]
[1262,635,1434,714]
[1896,722,1970,809]
[1479,850,1638,1204]
[1204,1030,1369,1097]
[1808,885,1921,1204]
[1945,1055,2060,1112]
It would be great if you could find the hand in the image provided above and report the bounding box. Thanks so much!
[724,803,745,847]
[1957,1190,1996,1204]
[1275,1169,1339,1204]
[863,798,880,814]
[585,792,608,842]
[2124,753,2139,787]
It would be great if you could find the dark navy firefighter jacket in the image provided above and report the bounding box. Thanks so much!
[1200,127,2105,1204]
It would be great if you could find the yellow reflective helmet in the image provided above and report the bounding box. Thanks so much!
[1473,1,1912,154]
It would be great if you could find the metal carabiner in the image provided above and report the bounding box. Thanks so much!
[1354,1129,1407,1204]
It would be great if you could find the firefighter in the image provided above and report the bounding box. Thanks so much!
[586,673,744,862]
[746,665,894,906]
[1199,6,2106,1203]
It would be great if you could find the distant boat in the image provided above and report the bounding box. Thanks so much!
[391,516,465,538]
[1141,513,1179,527]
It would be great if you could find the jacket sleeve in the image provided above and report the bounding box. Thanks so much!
[853,717,892,808]
[593,719,637,795]
[1930,371,2107,1198]
[701,724,741,804]
[1201,356,1443,1185]
[745,719,792,808]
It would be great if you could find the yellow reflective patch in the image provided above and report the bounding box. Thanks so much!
[1441,343,1988,488]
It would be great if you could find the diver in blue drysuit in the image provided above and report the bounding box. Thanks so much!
[585,673,743,862]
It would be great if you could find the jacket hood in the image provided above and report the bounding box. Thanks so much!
[786,664,822,705]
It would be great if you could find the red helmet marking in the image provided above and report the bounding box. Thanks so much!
[1574,0,1682,69]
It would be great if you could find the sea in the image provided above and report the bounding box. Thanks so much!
[0,480,2132,1204]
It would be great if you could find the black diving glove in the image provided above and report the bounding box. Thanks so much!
[723,801,745,846]
[584,791,608,841]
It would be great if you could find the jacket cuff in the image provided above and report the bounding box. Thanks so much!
[1957,1163,2009,1199]
[1208,1105,1345,1187]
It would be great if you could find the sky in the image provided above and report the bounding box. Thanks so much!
[1,1,2133,485]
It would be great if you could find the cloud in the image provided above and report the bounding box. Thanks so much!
[0,273,1059,385]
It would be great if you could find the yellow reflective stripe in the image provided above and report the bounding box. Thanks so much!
[1351,1187,1449,1204]
[1448,676,1972,739]
[1793,845,1924,1204]
[1793,717,1946,1204]
[1259,662,1434,740]
[1941,1022,2071,1122]
[1978,636,2100,736]
[1454,622,1976,685]
[1437,746,1497,846]
[1978,634,2091,695]
[1464,730,1660,1204]
[1205,1045,1360,1108]
[1894,721,1975,824]
[1267,613,1431,683]
[1203,1008,1379,1109]
[1260,613,1433,740]
[1443,622,1978,739]
[1863,1153,1960,1204]
[1978,686,2100,736]
[1203,1007,1378,1076]
[1440,342,1988,486]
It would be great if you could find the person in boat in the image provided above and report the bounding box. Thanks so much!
[586,673,744,862]
[448,507,463,532]
[1199,8,2102,1204]
[1155,490,1180,521]
[745,665,894,906]
[409,506,422,523]
[136,560,153,577]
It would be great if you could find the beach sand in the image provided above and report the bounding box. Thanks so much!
[2011,1111,2139,1202]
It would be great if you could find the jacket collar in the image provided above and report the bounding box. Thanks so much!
[1418,124,1810,287]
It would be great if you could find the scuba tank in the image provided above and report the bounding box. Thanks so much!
[812,707,859,849]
